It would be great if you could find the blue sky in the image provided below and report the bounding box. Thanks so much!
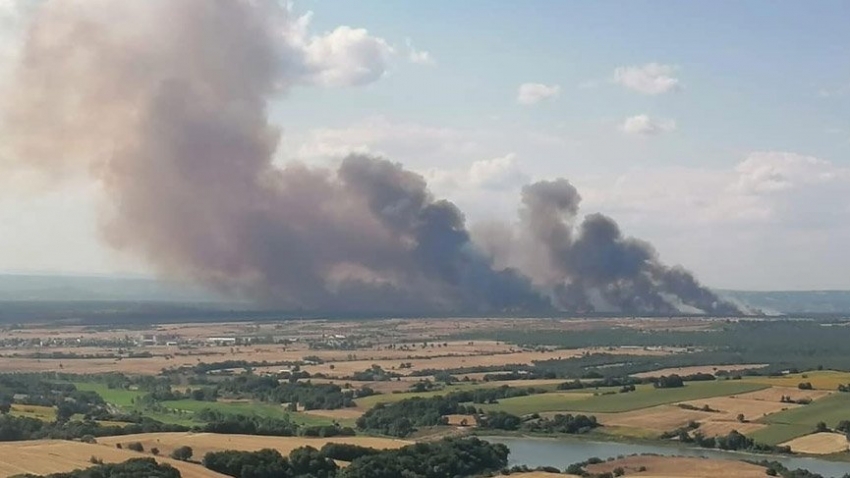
[1,0,849,290]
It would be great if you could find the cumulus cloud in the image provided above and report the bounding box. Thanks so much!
[517,83,560,105]
[620,114,676,136]
[405,38,435,66]
[613,63,680,95]
[286,11,394,87]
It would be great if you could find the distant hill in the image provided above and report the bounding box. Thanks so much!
[0,273,224,303]
[719,290,850,315]
[1,274,849,316]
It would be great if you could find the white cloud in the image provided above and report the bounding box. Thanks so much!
[405,38,435,66]
[613,63,680,95]
[285,11,394,87]
[516,83,560,105]
[620,114,676,136]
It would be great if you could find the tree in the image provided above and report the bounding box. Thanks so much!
[736,413,746,423]
[127,442,145,452]
[816,421,828,432]
[0,403,10,415]
[150,447,160,456]
[170,445,193,461]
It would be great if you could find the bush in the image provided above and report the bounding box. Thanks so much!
[170,445,193,461]
[127,441,144,452]
[150,447,159,456]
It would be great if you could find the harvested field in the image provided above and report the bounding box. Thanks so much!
[0,440,225,478]
[744,371,850,390]
[694,420,766,437]
[781,432,849,454]
[96,432,411,459]
[584,455,767,478]
[302,408,365,420]
[590,405,713,432]
[735,386,832,403]
[678,395,797,422]
[632,364,767,378]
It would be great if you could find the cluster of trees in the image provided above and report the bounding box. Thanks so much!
[203,447,337,478]
[202,438,509,478]
[213,376,357,410]
[0,374,107,419]
[678,429,791,454]
[197,409,354,438]
[523,413,599,434]
[355,389,599,437]
[0,414,188,442]
[348,365,400,382]
[14,458,180,478]
[653,375,685,389]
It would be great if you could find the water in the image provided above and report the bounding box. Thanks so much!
[484,436,850,478]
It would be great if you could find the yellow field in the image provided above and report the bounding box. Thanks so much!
[96,432,411,459]
[10,404,55,421]
[592,405,712,432]
[584,456,768,478]
[743,371,850,390]
[0,440,225,478]
[694,420,765,437]
[734,386,832,403]
[781,432,849,454]
[678,395,797,422]
[444,414,477,426]
[511,473,579,478]
[302,408,365,420]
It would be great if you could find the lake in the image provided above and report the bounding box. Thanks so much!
[484,436,850,478]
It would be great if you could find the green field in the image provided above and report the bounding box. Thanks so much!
[747,423,815,446]
[72,382,145,408]
[355,381,563,409]
[761,393,850,427]
[160,399,345,426]
[482,381,768,414]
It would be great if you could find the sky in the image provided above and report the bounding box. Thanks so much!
[0,0,849,291]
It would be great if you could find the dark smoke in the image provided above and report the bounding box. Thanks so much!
[0,0,743,315]
[479,179,741,315]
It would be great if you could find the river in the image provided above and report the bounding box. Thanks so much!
[484,436,850,478]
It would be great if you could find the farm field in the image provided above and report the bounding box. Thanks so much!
[781,432,849,454]
[9,404,55,421]
[96,432,411,459]
[583,456,769,478]
[0,440,225,478]
[743,370,850,390]
[483,381,768,414]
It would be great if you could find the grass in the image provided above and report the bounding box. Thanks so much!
[482,381,768,414]
[747,424,817,446]
[745,392,850,445]
[760,393,850,428]
[160,399,344,427]
[355,381,563,409]
[743,371,850,390]
[72,382,145,408]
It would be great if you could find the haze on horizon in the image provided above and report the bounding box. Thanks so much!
[0,0,848,304]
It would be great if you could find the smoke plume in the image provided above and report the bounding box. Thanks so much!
[0,0,742,315]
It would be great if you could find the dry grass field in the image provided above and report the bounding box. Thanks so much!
[302,407,366,420]
[584,456,768,478]
[781,432,849,454]
[591,405,714,432]
[743,371,850,390]
[96,432,411,459]
[734,386,832,403]
[678,395,798,422]
[632,364,767,378]
[694,420,766,437]
[0,440,226,478]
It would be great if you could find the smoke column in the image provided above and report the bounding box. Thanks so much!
[0,0,742,315]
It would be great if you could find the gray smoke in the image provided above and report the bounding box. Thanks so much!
[0,0,742,315]
[474,179,741,315]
